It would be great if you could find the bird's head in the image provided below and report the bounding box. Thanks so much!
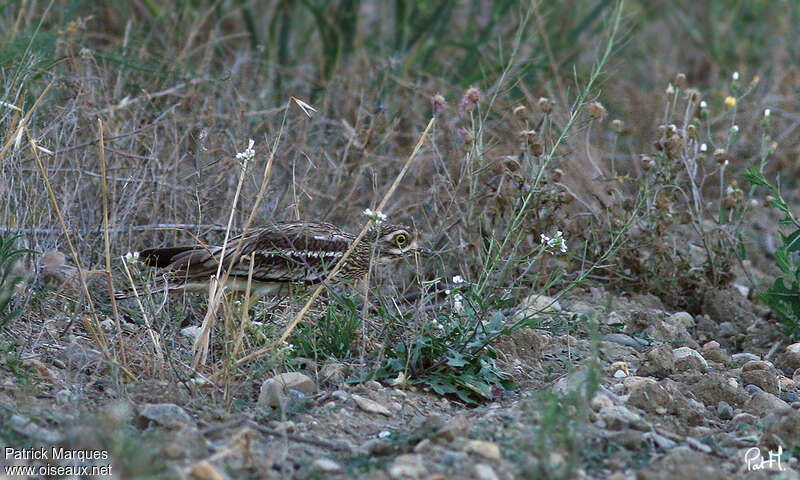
[369,224,429,263]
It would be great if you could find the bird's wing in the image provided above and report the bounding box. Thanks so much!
[164,221,353,284]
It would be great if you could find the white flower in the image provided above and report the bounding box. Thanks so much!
[665,83,675,96]
[122,251,140,264]
[362,208,388,224]
[764,109,771,117]
[452,275,465,284]
[700,100,708,109]
[235,138,255,161]
[732,71,740,81]
[453,293,464,313]
[731,125,739,133]
[540,230,568,254]
[700,143,708,152]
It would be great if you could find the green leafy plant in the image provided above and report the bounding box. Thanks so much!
[744,165,800,337]
[374,283,522,405]
[0,233,30,330]
[293,295,362,360]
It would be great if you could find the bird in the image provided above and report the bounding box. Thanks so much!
[117,220,427,299]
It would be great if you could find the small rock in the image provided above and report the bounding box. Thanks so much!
[643,431,677,450]
[743,391,790,416]
[258,372,315,407]
[638,344,674,378]
[673,347,708,372]
[740,360,779,394]
[474,463,500,480]
[627,381,672,415]
[9,414,63,444]
[782,391,800,404]
[666,311,695,329]
[137,403,196,430]
[436,414,471,441]
[717,401,733,420]
[731,352,760,366]
[782,343,800,371]
[744,384,763,394]
[701,341,731,364]
[331,390,349,401]
[464,440,501,460]
[689,372,748,407]
[388,454,428,479]
[685,436,712,453]
[352,394,391,416]
[23,358,54,380]
[760,407,800,451]
[603,333,646,350]
[189,461,225,480]
[312,458,342,474]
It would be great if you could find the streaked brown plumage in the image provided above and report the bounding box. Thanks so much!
[119,221,425,298]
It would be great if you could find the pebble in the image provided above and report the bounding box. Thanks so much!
[717,401,733,420]
[312,458,342,474]
[603,333,646,350]
[464,440,501,460]
[673,347,708,371]
[353,394,392,416]
[474,464,500,480]
[258,372,316,407]
[744,384,763,394]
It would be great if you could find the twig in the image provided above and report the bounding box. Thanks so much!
[98,118,127,367]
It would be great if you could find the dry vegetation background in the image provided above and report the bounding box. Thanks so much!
[3,0,800,478]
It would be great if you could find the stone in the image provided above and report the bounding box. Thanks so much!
[638,344,675,379]
[689,372,748,407]
[666,311,695,329]
[9,414,64,444]
[760,407,800,451]
[189,461,225,480]
[673,347,708,372]
[716,401,733,420]
[137,403,196,430]
[636,446,726,480]
[602,333,646,350]
[781,343,800,370]
[352,394,392,416]
[740,360,779,394]
[701,341,731,364]
[474,463,500,480]
[743,391,790,416]
[312,458,342,474]
[436,414,471,441]
[626,381,672,415]
[731,352,760,366]
[464,440,501,460]
[388,454,428,479]
[685,436,712,453]
[258,372,315,407]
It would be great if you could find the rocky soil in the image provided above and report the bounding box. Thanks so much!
[2,283,800,479]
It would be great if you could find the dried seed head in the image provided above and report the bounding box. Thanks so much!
[685,88,701,103]
[551,168,564,182]
[666,83,676,97]
[587,101,608,120]
[611,119,624,134]
[687,124,697,139]
[459,86,482,113]
[657,125,667,137]
[674,73,687,89]
[431,92,448,113]
[765,195,775,207]
[641,155,654,170]
[537,97,553,113]
[513,105,527,117]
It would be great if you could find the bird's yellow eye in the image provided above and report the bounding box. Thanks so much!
[394,233,407,247]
